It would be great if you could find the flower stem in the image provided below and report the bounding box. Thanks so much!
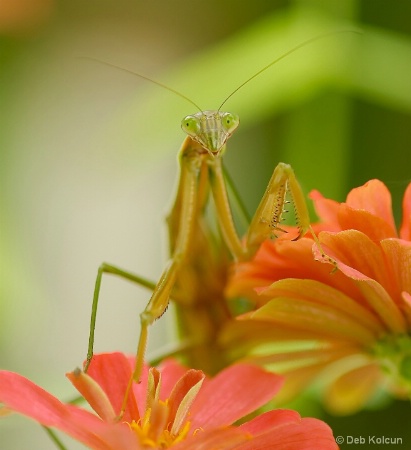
[42,426,68,450]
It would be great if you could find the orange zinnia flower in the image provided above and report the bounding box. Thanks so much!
[227,180,411,414]
[0,352,338,449]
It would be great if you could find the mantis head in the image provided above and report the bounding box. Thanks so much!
[181,110,240,157]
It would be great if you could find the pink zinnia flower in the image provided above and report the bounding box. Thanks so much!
[0,352,338,449]
[227,180,411,414]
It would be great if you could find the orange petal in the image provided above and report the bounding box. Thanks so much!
[318,231,407,332]
[273,361,334,405]
[338,204,397,240]
[228,237,360,303]
[309,190,340,227]
[220,320,331,356]
[316,234,406,333]
[247,296,377,344]
[261,279,384,334]
[226,239,311,301]
[345,179,396,233]
[319,230,394,294]
[400,291,411,328]
[246,342,363,367]
[380,238,411,302]
[324,363,382,415]
[400,183,411,240]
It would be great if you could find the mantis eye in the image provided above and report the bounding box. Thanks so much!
[222,112,240,134]
[181,115,200,137]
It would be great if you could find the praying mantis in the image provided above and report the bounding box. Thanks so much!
[83,31,352,414]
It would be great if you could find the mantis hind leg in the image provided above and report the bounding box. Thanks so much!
[84,262,156,372]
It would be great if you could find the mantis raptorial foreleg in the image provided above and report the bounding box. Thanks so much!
[210,160,312,261]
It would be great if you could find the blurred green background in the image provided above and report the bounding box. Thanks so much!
[1,0,411,448]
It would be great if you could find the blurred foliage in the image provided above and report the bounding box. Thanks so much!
[1,0,411,449]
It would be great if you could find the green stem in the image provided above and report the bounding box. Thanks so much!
[42,427,68,450]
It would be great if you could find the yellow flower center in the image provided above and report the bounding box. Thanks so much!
[129,400,193,448]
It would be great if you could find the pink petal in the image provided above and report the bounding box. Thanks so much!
[86,352,140,422]
[239,409,301,434]
[0,371,136,450]
[238,411,338,449]
[345,179,396,233]
[173,427,249,450]
[400,182,411,240]
[190,364,283,429]
[158,358,191,399]
[167,369,205,433]
[66,369,116,422]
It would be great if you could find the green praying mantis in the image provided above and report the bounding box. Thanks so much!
[83,31,353,415]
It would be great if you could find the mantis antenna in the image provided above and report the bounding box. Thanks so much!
[80,56,203,112]
[218,29,362,111]
[81,28,361,115]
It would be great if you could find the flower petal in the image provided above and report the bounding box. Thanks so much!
[338,204,397,240]
[173,427,248,450]
[317,231,407,333]
[273,361,340,405]
[261,279,384,334]
[400,291,411,327]
[66,368,116,422]
[309,190,340,229]
[245,296,376,344]
[86,352,140,422]
[0,371,135,450]
[220,320,330,356]
[158,358,190,399]
[400,183,411,240]
[380,238,411,300]
[319,230,394,295]
[247,343,362,367]
[239,410,338,449]
[324,363,382,415]
[345,179,396,234]
[228,238,360,303]
[168,369,205,435]
[239,408,300,435]
[190,364,283,429]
